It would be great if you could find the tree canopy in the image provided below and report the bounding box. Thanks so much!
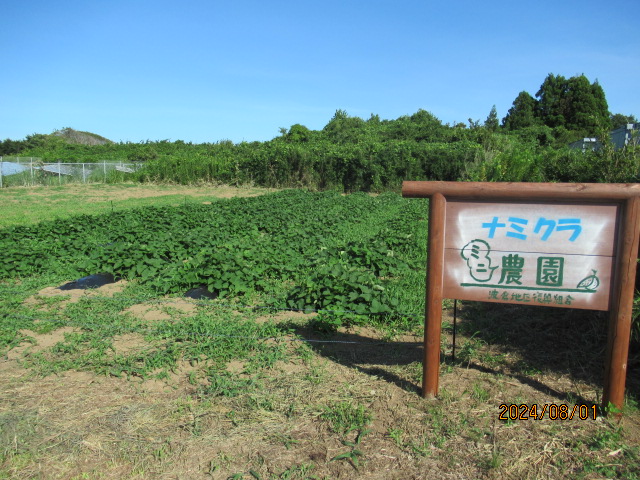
[502,91,538,130]
[504,73,613,135]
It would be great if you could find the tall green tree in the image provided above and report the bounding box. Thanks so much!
[535,73,569,128]
[502,91,538,130]
[484,105,499,131]
[590,79,610,129]
[534,73,610,135]
[285,124,312,142]
[564,75,610,133]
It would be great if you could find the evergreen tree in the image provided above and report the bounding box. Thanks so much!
[590,79,611,129]
[564,75,610,133]
[534,73,610,135]
[535,73,569,128]
[484,105,499,131]
[502,92,538,130]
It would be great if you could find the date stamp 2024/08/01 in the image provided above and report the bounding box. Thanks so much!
[499,403,598,421]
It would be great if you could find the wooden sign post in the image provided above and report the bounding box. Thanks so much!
[402,181,640,412]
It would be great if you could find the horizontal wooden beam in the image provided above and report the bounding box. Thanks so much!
[402,181,640,201]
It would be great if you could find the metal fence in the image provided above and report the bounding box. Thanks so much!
[0,157,144,187]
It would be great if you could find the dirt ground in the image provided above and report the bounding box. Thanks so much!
[0,183,278,227]
[4,183,274,202]
[2,280,639,479]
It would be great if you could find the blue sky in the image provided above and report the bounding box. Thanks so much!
[2,0,639,144]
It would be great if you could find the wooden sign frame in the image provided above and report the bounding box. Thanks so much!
[402,181,640,412]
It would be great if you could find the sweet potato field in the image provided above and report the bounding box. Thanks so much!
[1,186,639,479]
[0,190,426,320]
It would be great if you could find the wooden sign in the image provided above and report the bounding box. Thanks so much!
[443,201,619,311]
[402,181,640,414]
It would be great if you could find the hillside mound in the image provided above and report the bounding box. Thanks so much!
[51,127,113,146]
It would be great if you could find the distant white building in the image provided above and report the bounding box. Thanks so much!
[569,137,599,152]
[570,123,638,152]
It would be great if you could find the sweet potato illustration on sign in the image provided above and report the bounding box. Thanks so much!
[577,270,600,291]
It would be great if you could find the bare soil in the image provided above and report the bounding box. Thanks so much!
[5,184,275,202]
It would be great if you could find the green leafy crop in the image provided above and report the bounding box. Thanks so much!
[0,190,427,321]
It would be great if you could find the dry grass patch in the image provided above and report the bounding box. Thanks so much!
[111,333,148,356]
[255,309,318,324]
[24,277,127,309]
[122,298,197,323]
[5,327,80,362]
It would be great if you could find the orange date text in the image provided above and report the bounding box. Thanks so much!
[498,403,597,421]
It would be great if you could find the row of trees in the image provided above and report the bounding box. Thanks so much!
[1,74,637,190]
[500,73,635,135]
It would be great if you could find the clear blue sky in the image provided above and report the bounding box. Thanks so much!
[2,0,638,144]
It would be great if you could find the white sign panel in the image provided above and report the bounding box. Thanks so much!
[442,201,619,311]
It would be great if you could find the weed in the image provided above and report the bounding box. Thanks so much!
[470,383,490,402]
[456,332,486,365]
[330,429,370,469]
[588,426,623,451]
[514,359,543,376]
[481,450,503,471]
[408,437,433,457]
[320,401,372,435]
[208,453,233,474]
[294,342,314,363]
[419,402,467,450]
[203,372,261,398]
[387,427,404,447]
[277,463,316,479]
[405,361,423,383]
[272,433,300,450]
[248,394,275,412]
[580,427,640,480]
[226,410,240,427]
[303,362,327,385]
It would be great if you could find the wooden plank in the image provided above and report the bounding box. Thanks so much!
[403,181,640,200]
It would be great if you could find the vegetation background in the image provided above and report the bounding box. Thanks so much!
[1,74,638,191]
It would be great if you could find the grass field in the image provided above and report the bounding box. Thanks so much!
[0,183,275,228]
[1,184,639,479]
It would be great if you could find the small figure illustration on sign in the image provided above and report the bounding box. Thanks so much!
[576,270,600,291]
[461,239,497,282]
